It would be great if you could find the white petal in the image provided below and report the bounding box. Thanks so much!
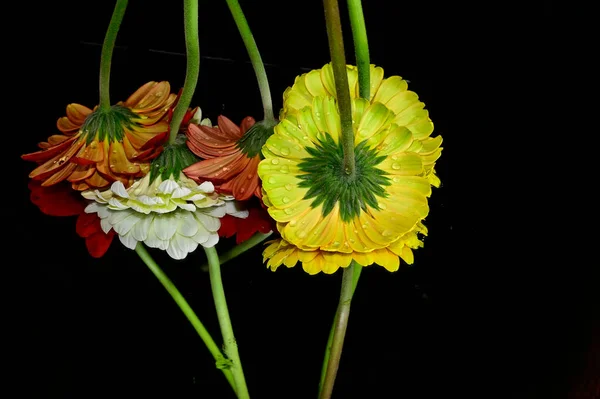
[201,118,212,127]
[224,201,249,218]
[138,195,159,205]
[132,214,153,241]
[197,181,215,193]
[167,234,198,260]
[178,203,196,212]
[189,108,203,124]
[158,179,179,194]
[186,193,206,202]
[201,233,220,248]
[118,233,138,250]
[81,190,99,201]
[194,212,221,233]
[85,202,101,214]
[202,205,227,218]
[100,219,113,234]
[191,223,210,244]
[153,213,179,240]
[113,213,141,235]
[108,198,129,210]
[171,186,192,199]
[177,212,199,237]
[108,209,134,226]
[111,181,129,198]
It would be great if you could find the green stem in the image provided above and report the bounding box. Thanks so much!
[200,232,273,271]
[323,0,355,177]
[347,0,370,100]
[204,246,251,399]
[169,0,200,144]
[99,0,128,110]
[318,263,362,396]
[134,244,236,393]
[225,0,274,121]
[319,262,358,399]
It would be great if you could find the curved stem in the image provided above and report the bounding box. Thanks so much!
[347,0,370,99]
[225,0,274,121]
[200,232,273,271]
[134,243,236,393]
[318,263,362,397]
[323,0,355,177]
[318,262,357,399]
[99,0,128,110]
[204,246,251,399]
[169,0,200,144]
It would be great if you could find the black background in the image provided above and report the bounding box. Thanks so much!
[13,1,598,398]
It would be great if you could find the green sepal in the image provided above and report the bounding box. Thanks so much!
[297,134,390,222]
[215,355,233,370]
[149,134,199,183]
[237,119,278,159]
[80,105,139,144]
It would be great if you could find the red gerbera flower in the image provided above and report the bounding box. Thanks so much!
[218,206,275,244]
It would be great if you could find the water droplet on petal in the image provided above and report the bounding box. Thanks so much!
[284,184,293,191]
[391,162,401,170]
[271,159,279,165]
[382,230,393,237]
[289,219,297,226]
[392,177,400,183]
[332,241,340,247]
[268,176,277,184]
[297,231,307,238]
[246,174,254,180]
[280,165,289,173]
[361,223,369,228]
[379,203,387,209]
[391,155,399,160]
[349,238,356,244]
[280,147,290,156]
[239,187,246,194]
[297,124,302,129]
[302,136,309,141]
[282,196,290,204]
[284,208,293,215]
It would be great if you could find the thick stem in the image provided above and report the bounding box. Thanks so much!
[169,0,200,144]
[204,246,251,399]
[318,263,362,396]
[347,0,370,100]
[319,262,357,399]
[99,0,128,110]
[323,0,355,177]
[225,0,274,121]
[134,244,236,393]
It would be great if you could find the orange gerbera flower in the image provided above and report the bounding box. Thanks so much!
[184,115,277,202]
[22,81,177,191]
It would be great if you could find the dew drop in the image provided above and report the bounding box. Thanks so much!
[284,208,293,215]
[109,164,115,169]
[282,196,290,204]
[379,203,387,209]
[284,184,293,191]
[112,150,117,154]
[353,230,358,234]
[349,238,356,244]
[297,124,302,129]
[268,176,277,184]
[222,166,230,172]
[391,162,402,170]
[280,147,290,156]
[391,155,399,161]
[289,219,298,226]
[271,159,280,165]
[361,223,369,229]
[302,136,309,141]
[332,241,341,247]
[239,188,246,193]
[392,177,401,183]
[297,231,307,238]
[343,241,350,248]
[382,230,393,237]
[246,174,254,180]
[280,165,289,173]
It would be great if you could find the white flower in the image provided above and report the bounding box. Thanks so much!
[189,108,213,127]
[83,173,248,260]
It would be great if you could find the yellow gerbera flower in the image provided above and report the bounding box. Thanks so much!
[258,63,442,273]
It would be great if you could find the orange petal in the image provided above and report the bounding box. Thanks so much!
[84,169,111,189]
[219,156,260,201]
[57,116,81,133]
[122,82,158,108]
[22,134,80,163]
[217,115,245,140]
[125,81,172,113]
[240,116,257,134]
[109,141,140,175]
[66,103,93,125]
[67,165,96,183]
[125,125,168,150]
[41,162,78,186]
[28,138,85,180]
[183,152,249,182]
[186,124,238,158]
[71,181,90,191]
[73,140,104,164]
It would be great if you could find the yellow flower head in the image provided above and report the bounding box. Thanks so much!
[258,63,442,274]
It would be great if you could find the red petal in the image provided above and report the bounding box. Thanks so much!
[183,152,249,182]
[28,180,85,216]
[218,156,260,201]
[76,212,101,238]
[85,230,115,258]
[218,215,237,239]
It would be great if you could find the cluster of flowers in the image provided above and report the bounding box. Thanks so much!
[23,63,442,274]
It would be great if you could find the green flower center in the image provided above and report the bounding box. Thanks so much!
[237,119,278,158]
[81,105,139,144]
[150,135,199,182]
[297,134,390,222]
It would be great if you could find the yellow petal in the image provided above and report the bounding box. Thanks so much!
[323,96,341,143]
[276,119,314,152]
[356,102,394,142]
[373,76,408,104]
[304,69,328,98]
[385,90,419,115]
[282,205,324,247]
[378,152,423,175]
[368,65,385,101]
[301,204,341,248]
[372,249,400,272]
